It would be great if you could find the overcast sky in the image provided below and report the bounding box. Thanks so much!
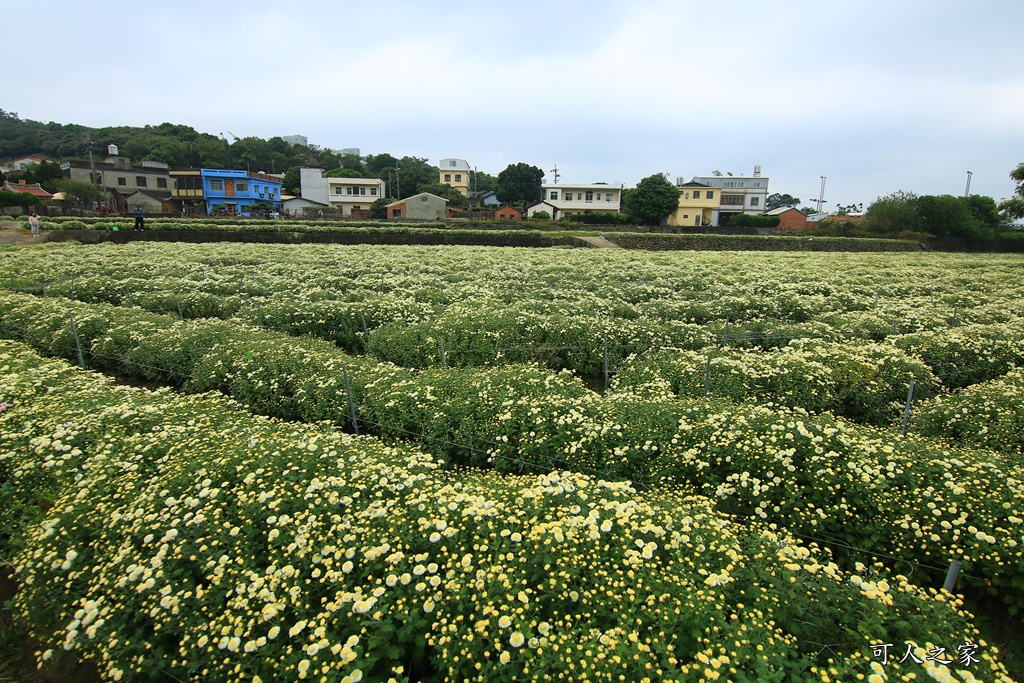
[6,0,1022,209]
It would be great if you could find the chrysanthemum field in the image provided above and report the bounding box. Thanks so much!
[0,241,1022,682]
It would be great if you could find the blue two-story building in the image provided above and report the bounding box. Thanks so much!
[200,168,282,216]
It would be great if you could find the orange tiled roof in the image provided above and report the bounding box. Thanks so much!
[2,181,53,198]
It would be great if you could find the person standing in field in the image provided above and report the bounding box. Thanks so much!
[28,211,40,236]
[134,206,145,231]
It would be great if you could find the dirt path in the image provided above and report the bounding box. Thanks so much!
[0,220,45,246]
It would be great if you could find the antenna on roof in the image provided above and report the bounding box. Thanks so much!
[550,164,560,184]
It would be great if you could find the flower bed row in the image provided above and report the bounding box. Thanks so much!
[1,341,1015,682]
[1,291,1022,617]
[2,243,1020,386]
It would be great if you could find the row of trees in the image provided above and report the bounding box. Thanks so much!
[863,190,1006,239]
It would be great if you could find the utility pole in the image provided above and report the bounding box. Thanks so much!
[964,171,973,198]
[395,164,400,200]
[816,176,827,212]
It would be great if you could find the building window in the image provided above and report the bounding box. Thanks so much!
[346,187,353,195]
[210,179,224,191]
[136,176,148,187]
[444,174,451,182]
[455,174,462,182]
[721,194,744,206]
[693,191,701,199]
[236,181,248,192]
[94,174,102,184]
[392,208,402,217]
[706,191,714,199]
[550,191,558,200]
[754,182,761,187]
[585,191,593,201]
[750,197,760,207]
[157,178,167,189]
[420,195,428,202]
[118,177,127,186]
[370,188,377,196]
[606,193,612,202]
[360,187,367,195]
[118,159,126,168]
[449,160,457,167]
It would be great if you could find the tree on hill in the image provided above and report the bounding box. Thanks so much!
[765,193,801,211]
[624,173,679,225]
[999,162,1024,223]
[326,168,363,178]
[282,167,301,195]
[395,157,438,200]
[495,163,544,205]
[470,169,498,194]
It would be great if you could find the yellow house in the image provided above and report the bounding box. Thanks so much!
[668,181,719,227]
[439,158,471,196]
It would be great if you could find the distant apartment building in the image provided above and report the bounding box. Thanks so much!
[281,135,308,146]
[200,168,281,216]
[527,183,622,220]
[688,166,769,225]
[298,168,384,216]
[439,158,471,196]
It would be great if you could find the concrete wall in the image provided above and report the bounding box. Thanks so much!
[299,168,330,205]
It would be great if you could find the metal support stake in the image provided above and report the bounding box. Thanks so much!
[901,379,915,436]
[705,355,712,396]
[176,300,184,320]
[723,319,730,346]
[69,312,85,369]
[361,311,370,345]
[603,337,610,390]
[342,366,359,434]
[942,560,962,592]
[440,339,447,367]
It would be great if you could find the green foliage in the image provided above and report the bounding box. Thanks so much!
[530,210,551,220]
[568,211,631,225]
[325,168,363,178]
[396,156,439,200]
[623,174,679,226]
[495,162,544,204]
[728,213,781,228]
[369,196,390,219]
[0,190,38,207]
[53,178,102,206]
[866,191,1002,239]
[865,190,921,234]
[916,194,988,239]
[998,162,1024,222]
[469,168,497,193]
[281,166,300,195]
[765,193,801,211]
